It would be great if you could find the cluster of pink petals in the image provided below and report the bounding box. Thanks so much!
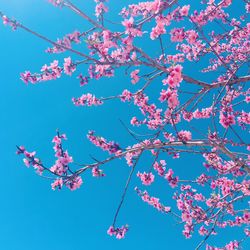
[246,3,250,13]
[95,0,108,17]
[50,150,72,175]
[206,240,240,250]
[150,14,171,40]
[179,5,190,17]
[87,64,114,80]
[193,107,213,119]
[137,171,155,185]
[150,5,190,40]
[65,175,83,191]
[50,134,73,176]
[122,17,142,37]
[46,31,81,53]
[92,167,105,177]
[1,15,17,30]
[17,146,44,175]
[120,89,133,102]
[120,0,163,18]
[130,116,140,126]
[41,60,62,79]
[159,89,179,109]
[78,74,89,87]
[19,132,83,191]
[63,57,76,75]
[87,131,121,154]
[21,60,62,84]
[153,160,166,176]
[20,71,39,84]
[196,174,209,186]
[174,185,209,238]
[219,112,236,128]
[72,93,103,106]
[107,225,128,239]
[178,130,192,142]
[124,144,142,166]
[162,64,183,88]
[51,178,63,190]
[185,30,198,44]
[238,111,250,125]
[130,69,140,84]
[165,168,178,188]
[198,225,209,236]
[51,133,82,191]
[135,187,171,213]
[170,28,185,42]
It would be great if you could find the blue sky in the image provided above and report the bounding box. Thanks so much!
[0,1,249,249]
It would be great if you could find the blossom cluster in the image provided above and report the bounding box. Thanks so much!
[17,132,83,191]
[72,93,103,106]
[16,146,44,175]
[46,31,81,54]
[87,131,121,154]
[1,14,18,30]
[135,188,171,213]
[107,225,129,239]
[94,0,108,18]
[21,60,62,84]
[137,171,155,185]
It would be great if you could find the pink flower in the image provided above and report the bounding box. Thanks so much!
[2,15,9,25]
[179,5,190,16]
[95,2,108,17]
[72,93,103,106]
[23,158,30,167]
[107,226,116,236]
[185,30,198,44]
[153,161,166,176]
[238,111,250,125]
[137,172,155,185]
[130,69,140,84]
[107,225,129,239]
[150,15,171,40]
[66,175,83,191]
[120,89,133,102]
[92,167,105,177]
[131,116,139,126]
[168,91,179,109]
[51,178,63,190]
[178,130,192,142]
[246,3,250,13]
[1,14,17,30]
[162,65,183,88]
[122,17,134,29]
[165,169,178,188]
[219,112,236,128]
[170,28,185,42]
[63,57,76,75]
[135,188,171,213]
[159,89,179,109]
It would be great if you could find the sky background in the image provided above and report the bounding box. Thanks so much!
[0,1,249,250]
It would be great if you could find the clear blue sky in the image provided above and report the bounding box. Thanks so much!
[0,1,248,249]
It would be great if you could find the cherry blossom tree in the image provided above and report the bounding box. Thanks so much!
[1,0,250,249]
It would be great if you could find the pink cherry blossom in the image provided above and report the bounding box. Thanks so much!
[130,69,140,84]
[63,57,76,75]
[137,172,155,185]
